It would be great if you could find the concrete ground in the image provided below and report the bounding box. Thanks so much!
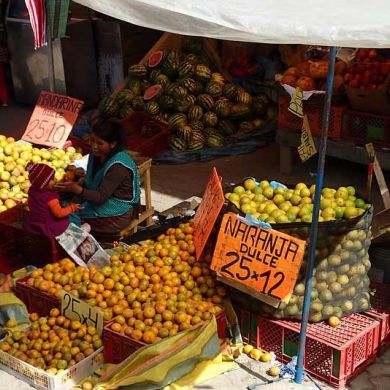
[0,102,389,389]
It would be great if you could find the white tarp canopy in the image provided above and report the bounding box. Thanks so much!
[74,0,390,48]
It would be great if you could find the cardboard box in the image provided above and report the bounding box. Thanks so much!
[346,74,390,115]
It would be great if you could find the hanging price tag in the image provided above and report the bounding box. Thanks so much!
[193,167,225,259]
[288,87,304,118]
[61,291,103,336]
[298,115,317,162]
[211,213,306,303]
[22,91,84,148]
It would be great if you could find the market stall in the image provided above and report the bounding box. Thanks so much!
[0,0,390,389]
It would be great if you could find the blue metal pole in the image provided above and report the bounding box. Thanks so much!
[294,46,337,384]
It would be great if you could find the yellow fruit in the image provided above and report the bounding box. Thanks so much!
[260,352,272,362]
[268,365,280,377]
[328,316,341,327]
[5,319,17,328]
[243,344,254,354]
[249,348,262,361]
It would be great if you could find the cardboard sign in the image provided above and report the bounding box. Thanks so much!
[288,87,304,118]
[298,115,317,162]
[22,91,84,148]
[211,213,306,302]
[61,291,103,336]
[193,167,225,259]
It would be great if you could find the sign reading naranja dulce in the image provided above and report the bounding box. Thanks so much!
[22,91,84,148]
[211,213,306,302]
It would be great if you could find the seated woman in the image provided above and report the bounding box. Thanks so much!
[56,119,140,239]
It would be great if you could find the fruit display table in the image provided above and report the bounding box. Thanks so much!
[120,155,154,237]
[276,128,390,175]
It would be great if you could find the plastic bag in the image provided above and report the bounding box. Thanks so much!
[93,317,220,390]
[232,209,373,322]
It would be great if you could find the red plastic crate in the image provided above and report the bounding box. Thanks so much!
[122,112,171,157]
[364,282,390,349]
[341,110,390,147]
[0,206,67,272]
[235,307,380,388]
[15,276,61,317]
[278,96,345,139]
[103,309,227,364]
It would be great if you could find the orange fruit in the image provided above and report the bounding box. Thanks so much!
[142,330,156,344]
[111,323,122,332]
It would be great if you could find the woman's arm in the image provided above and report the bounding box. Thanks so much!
[81,164,134,205]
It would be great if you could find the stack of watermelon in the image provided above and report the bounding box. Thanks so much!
[97,38,274,152]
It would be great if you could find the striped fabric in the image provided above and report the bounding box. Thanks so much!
[46,0,70,39]
[25,0,47,48]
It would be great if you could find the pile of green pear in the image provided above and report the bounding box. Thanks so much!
[225,179,370,224]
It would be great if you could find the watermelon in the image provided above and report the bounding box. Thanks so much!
[190,121,204,132]
[127,79,142,96]
[229,104,252,120]
[159,95,174,111]
[195,64,212,82]
[187,95,196,107]
[148,51,164,68]
[160,112,170,122]
[144,85,162,100]
[165,83,178,96]
[169,113,187,129]
[211,73,225,85]
[173,98,191,113]
[118,105,134,119]
[206,133,224,148]
[172,86,188,100]
[239,121,256,132]
[214,98,231,118]
[205,81,223,98]
[217,119,236,136]
[98,97,119,117]
[116,89,135,106]
[236,91,252,105]
[128,64,147,78]
[169,136,187,152]
[178,61,195,78]
[163,50,181,77]
[155,74,170,87]
[185,53,199,64]
[149,69,162,83]
[180,78,197,94]
[222,83,238,99]
[197,94,214,111]
[203,127,219,137]
[145,101,160,115]
[188,105,203,122]
[178,125,193,142]
[191,130,205,144]
[202,112,218,127]
[132,96,145,111]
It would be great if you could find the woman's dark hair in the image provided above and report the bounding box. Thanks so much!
[92,118,127,152]
[90,119,127,176]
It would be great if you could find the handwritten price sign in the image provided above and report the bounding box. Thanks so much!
[193,167,225,259]
[22,91,84,148]
[211,213,306,302]
[61,291,103,336]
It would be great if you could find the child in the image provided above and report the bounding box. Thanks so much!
[24,163,81,237]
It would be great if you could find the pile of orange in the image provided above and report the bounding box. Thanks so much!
[25,222,226,331]
[0,310,103,374]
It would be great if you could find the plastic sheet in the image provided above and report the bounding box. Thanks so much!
[154,122,276,164]
[74,0,390,48]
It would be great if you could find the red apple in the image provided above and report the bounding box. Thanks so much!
[350,79,358,88]
[357,49,369,60]
[368,49,377,58]
[344,73,353,82]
